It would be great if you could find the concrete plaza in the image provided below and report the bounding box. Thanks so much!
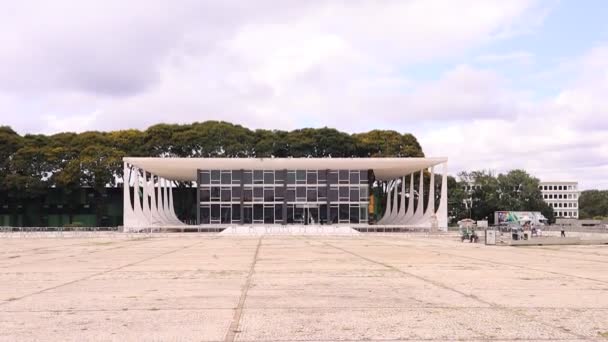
[1,233,607,341]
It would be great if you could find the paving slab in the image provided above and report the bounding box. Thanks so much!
[0,233,607,341]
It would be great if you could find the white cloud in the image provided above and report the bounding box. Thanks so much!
[2,0,606,189]
[419,45,608,189]
[0,0,541,131]
[476,51,534,65]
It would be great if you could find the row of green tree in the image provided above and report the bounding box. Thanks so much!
[0,121,423,200]
[447,170,556,224]
[2,121,604,226]
[579,190,608,220]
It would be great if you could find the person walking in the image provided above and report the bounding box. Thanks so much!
[561,226,566,237]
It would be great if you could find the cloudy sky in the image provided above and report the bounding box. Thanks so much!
[1,0,607,189]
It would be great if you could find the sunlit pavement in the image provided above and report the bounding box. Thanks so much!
[1,233,607,341]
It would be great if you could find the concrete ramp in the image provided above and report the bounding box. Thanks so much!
[219,225,360,236]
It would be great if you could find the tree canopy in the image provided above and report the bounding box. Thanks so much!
[450,169,555,224]
[579,190,608,219]
[0,121,425,195]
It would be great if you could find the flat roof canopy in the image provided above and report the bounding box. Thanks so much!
[123,157,448,182]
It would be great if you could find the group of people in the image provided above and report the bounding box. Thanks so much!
[522,221,566,238]
[522,222,542,237]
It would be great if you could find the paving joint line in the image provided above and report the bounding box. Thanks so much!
[367,237,592,340]
[0,237,211,306]
[224,236,262,342]
[384,237,608,286]
[3,306,606,313]
[0,238,154,270]
[312,237,587,340]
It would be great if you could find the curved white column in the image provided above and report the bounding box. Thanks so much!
[409,170,425,225]
[390,175,407,225]
[167,180,185,225]
[141,170,151,220]
[159,178,183,225]
[401,173,415,224]
[436,162,449,230]
[157,178,172,225]
[132,167,150,226]
[148,174,164,225]
[123,163,137,229]
[385,178,400,224]
[377,180,394,224]
[417,166,435,227]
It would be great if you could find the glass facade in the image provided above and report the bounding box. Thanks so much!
[197,169,370,225]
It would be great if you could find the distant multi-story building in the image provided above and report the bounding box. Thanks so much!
[539,181,579,219]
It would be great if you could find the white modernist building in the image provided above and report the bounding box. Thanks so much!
[122,157,449,232]
[539,181,580,219]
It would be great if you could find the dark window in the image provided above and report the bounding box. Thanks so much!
[360,206,368,223]
[329,188,338,202]
[339,204,349,221]
[320,204,328,223]
[275,170,286,183]
[350,188,359,202]
[296,170,306,184]
[232,204,241,221]
[264,207,274,224]
[296,187,306,199]
[200,189,210,202]
[211,204,220,221]
[221,207,231,224]
[307,188,317,202]
[264,171,274,184]
[360,187,368,201]
[307,171,317,184]
[211,170,220,183]
[232,187,242,200]
[286,188,295,202]
[349,171,359,184]
[264,188,274,202]
[243,206,253,223]
[253,170,263,184]
[359,170,368,184]
[318,170,327,184]
[232,170,242,184]
[287,205,294,223]
[253,187,263,199]
[200,172,210,184]
[339,187,349,200]
[328,171,338,185]
[318,186,327,199]
[253,204,263,221]
[243,188,253,202]
[350,206,359,223]
[221,188,231,202]
[287,171,296,184]
[275,186,285,199]
[338,170,349,184]
[221,172,231,184]
[211,187,220,201]
[330,206,339,223]
[309,207,319,224]
[243,171,253,185]
[294,207,304,223]
[274,204,283,222]
[200,207,210,224]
